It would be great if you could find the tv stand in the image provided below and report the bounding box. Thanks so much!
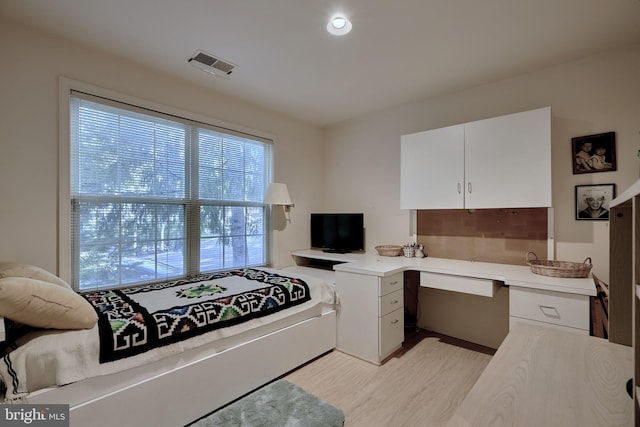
[284,250,367,285]
[291,249,366,266]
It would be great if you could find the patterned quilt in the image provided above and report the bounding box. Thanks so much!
[83,268,311,363]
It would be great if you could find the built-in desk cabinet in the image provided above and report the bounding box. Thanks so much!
[335,271,404,365]
[290,250,405,364]
[400,106,552,210]
[509,286,590,334]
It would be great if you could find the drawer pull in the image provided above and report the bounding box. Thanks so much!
[538,305,560,319]
[389,281,399,285]
[390,300,399,305]
[390,319,399,324]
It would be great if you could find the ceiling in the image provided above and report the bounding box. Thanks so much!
[2,1,640,127]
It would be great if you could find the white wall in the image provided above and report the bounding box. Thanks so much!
[0,20,325,275]
[324,44,640,282]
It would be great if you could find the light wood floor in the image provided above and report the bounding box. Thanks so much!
[285,330,495,427]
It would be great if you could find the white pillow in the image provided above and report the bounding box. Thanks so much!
[0,263,71,289]
[0,277,97,330]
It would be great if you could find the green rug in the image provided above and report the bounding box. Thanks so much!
[190,380,345,427]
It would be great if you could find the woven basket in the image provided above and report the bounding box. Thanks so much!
[526,252,592,278]
[375,245,403,257]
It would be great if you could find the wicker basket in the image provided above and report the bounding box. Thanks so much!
[526,252,592,278]
[375,245,403,257]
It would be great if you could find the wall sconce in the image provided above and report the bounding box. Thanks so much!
[265,183,294,222]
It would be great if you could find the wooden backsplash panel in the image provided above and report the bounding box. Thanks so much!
[417,208,548,265]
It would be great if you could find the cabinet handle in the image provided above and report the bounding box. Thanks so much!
[457,183,461,194]
[389,281,398,285]
[467,182,472,194]
[538,305,560,318]
[390,319,399,324]
[390,300,399,305]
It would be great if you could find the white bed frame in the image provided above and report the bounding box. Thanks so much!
[27,309,336,427]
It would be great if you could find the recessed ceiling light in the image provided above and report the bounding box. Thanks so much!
[327,15,352,36]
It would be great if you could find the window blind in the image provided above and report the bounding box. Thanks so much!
[69,91,272,291]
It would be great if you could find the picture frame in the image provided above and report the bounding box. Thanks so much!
[572,131,616,174]
[575,184,616,221]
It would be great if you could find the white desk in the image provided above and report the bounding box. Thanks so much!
[447,322,633,427]
[292,250,596,361]
[292,249,596,304]
[324,253,596,297]
[330,252,595,335]
[292,249,595,298]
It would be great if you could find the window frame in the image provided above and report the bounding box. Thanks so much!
[59,78,274,289]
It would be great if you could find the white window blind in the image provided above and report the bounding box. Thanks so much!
[69,91,272,291]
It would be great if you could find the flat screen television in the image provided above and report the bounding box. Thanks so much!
[310,213,364,253]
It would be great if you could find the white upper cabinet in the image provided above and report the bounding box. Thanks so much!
[464,107,552,209]
[400,107,552,210]
[400,124,465,209]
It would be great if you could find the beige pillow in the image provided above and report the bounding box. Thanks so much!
[0,263,71,289]
[0,277,97,330]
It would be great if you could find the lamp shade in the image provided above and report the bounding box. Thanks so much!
[264,183,292,205]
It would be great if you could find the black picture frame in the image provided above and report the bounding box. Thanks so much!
[575,184,616,221]
[572,131,616,174]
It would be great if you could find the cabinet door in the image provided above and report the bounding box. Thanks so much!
[464,107,551,209]
[400,124,465,209]
[335,271,380,363]
[379,307,404,359]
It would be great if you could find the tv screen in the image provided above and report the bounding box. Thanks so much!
[310,213,364,253]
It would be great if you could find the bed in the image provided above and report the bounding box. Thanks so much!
[0,265,337,427]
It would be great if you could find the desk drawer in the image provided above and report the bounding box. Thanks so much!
[379,273,403,296]
[379,307,403,359]
[420,272,501,297]
[509,316,589,335]
[379,289,403,317]
[509,286,589,331]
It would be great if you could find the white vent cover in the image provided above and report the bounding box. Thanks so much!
[188,50,236,78]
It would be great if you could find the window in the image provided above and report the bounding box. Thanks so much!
[69,91,272,291]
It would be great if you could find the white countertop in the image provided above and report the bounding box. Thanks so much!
[292,250,596,296]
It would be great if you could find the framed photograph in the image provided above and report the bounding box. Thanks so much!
[572,131,616,174]
[575,184,615,220]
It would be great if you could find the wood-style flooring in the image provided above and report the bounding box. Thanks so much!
[285,329,495,427]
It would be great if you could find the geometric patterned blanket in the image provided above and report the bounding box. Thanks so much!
[83,268,311,363]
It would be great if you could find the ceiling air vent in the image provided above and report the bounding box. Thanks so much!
[188,50,236,78]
